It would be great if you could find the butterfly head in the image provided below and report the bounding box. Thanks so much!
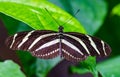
[58,26,64,33]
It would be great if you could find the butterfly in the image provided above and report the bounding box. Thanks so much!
[5,26,111,62]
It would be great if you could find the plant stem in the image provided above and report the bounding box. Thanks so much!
[91,68,98,77]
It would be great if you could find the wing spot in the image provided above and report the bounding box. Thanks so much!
[62,49,83,60]
[35,49,59,57]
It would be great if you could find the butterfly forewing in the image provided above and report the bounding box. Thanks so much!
[6,30,60,59]
[64,32,111,57]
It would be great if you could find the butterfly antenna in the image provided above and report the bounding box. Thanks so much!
[45,8,61,26]
[62,9,80,26]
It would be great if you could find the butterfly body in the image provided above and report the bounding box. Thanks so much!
[58,26,64,58]
[6,26,111,62]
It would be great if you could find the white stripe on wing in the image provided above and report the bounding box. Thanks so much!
[86,35,100,55]
[64,34,90,55]
[18,31,35,48]
[10,33,18,48]
[28,33,57,50]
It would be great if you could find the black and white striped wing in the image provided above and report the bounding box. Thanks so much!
[63,32,111,57]
[5,30,59,59]
[61,36,87,62]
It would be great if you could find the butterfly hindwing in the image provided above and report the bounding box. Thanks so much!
[64,32,111,57]
[61,35,87,61]
[31,37,59,59]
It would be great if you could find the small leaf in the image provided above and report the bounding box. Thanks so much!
[97,56,120,77]
[0,60,26,77]
[70,56,98,77]
[112,4,120,16]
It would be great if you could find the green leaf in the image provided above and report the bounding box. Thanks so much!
[70,56,98,77]
[36,57,61,77]
[0,60,26,77]
[0,0,86,33]
[49,0,107,34]
[97,56,120,77]
[112,4,120,16]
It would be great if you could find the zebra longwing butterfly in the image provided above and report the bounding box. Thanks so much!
[5,26,111,62]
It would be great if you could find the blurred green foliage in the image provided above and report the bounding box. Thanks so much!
[70,57,98,77]
[49,0,107,35]
[97,56,120,77]
[112,4,120,16]
[0,60,26,77]
[0,0,120,77]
